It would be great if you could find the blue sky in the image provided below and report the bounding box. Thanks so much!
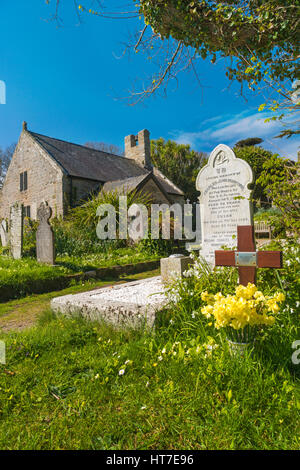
[0,0,299,160]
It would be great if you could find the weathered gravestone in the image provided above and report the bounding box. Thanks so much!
[51,277,167,328]
[36,202,55,265]
[0,220,9,247]
[160,254,194,284]
[10,203,23,259]
[196,144,253,265]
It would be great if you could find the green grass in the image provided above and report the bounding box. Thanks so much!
[0,241,298,450]
[56,247,161,272]
[0,269,160,331]
[0,248,161,301]
[0,311,299,450]
[0,247,160,276]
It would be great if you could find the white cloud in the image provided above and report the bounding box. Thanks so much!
[210,113,278,140]
[171,111,299,160]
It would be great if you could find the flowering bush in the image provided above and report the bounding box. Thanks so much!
[201,283,285,343]
[258,238,300,315]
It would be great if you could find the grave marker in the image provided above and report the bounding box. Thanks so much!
[0,220,9,247]
[196,144,253,265]
[10,203,23,259]
[160,254,194,284]
[215,225,282,285]
[36,201,55,265]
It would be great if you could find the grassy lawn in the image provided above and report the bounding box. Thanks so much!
[0,248,161,302]
[0,240,298,450]
[56,248,161,272]
[0,306,299,450]
[0,247,161,276]
[0,269,160,332]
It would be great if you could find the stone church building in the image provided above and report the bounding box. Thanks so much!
[0,122,184,220]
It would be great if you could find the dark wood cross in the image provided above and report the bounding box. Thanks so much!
[215,225,283,286]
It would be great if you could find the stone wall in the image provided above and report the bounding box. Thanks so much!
[167,193,185,206]
[125,129,152,170]
[0,129,64,220]
[63,176,101,207]
[142,178,170,204]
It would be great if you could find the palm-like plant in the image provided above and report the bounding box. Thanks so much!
[68,188,153,239]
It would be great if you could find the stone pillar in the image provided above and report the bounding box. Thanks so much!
[36,202,55,265]
[10,203,23,259]
[124,129,152,170]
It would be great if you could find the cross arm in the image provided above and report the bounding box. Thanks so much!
[215,250,283,268]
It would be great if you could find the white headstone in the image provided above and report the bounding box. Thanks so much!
[196,144,253,265]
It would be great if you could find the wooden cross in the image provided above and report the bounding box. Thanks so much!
[215,225,283,286]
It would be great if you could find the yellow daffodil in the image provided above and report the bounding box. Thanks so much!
[201,283,285,331]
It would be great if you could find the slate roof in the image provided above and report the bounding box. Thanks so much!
[102,174,151,194]
[29,131,184,196]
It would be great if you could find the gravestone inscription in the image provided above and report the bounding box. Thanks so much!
[36,202,55,265]
[10,203,23,259]
[196,144,253,265]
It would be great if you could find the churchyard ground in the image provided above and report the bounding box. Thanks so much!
[0,238,299,450]
[0,146,299,450]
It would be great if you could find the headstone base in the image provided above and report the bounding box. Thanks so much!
[160,255,194,284]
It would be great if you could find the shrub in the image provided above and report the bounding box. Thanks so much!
[23,218,38,257]
[52,189,156,256]
[254,208,286,238]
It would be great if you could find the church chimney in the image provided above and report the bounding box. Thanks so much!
[124,129,152,170]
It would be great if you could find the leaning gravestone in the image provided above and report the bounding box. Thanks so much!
[10,203,23,259]
[196,144,253,265]
[0,220,9,247]
[36,202,55,265]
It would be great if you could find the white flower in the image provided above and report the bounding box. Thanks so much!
[158,356,163,361]
[125,360,130,365]
[161,348,166,354]
[146,381,150,387]
[118,369,125,376]
[141,405,147,410]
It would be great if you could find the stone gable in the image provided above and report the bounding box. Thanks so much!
[0,129,64,220]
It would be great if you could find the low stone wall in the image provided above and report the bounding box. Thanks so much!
[0,260,160,303]
[68,260,160,282]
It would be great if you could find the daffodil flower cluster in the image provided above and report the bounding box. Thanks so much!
[201,283,285,331]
